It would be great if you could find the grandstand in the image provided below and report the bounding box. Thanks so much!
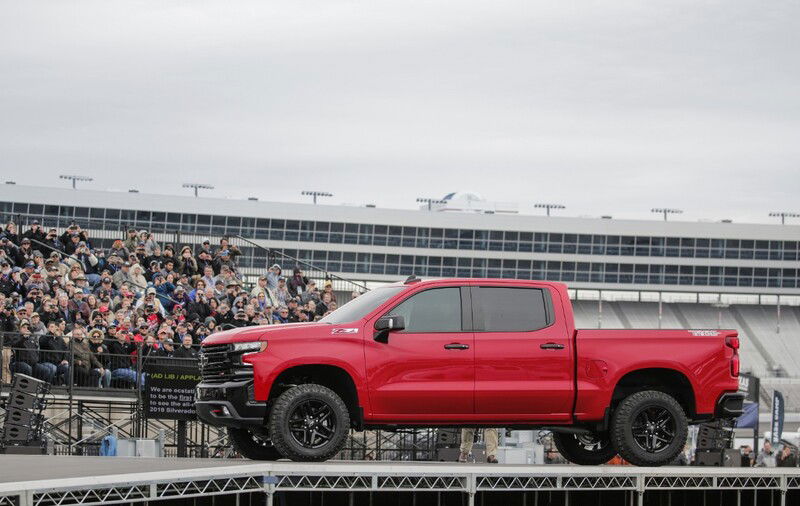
[2,184,800,415]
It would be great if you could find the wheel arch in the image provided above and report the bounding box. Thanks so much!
[609,367,697,420]
[268,364,363,429]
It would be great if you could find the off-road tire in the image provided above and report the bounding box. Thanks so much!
[268,384,350,462]
[552,431,617,465]
[228,427,282,460]
[611,390,688,466]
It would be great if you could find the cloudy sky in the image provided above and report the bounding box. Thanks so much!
[1,1,798,224]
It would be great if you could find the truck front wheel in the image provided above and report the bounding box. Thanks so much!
[552,432,616,465]
[228,427,282,460]
[268,383,350,462]
[610,390,688,466]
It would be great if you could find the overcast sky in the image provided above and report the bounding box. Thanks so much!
[1,1,798,224]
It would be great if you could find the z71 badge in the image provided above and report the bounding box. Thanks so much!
[331,328,359,334]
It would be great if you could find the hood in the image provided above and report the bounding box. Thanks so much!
[201,322,334,345]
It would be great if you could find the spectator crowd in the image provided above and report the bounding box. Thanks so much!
[1,220,351,388]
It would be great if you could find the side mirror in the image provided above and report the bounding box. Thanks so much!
[374,315,405,331]
[374,315,404,343]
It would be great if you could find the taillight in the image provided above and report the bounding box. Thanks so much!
[726,335,740,376]
[731,355,740,376]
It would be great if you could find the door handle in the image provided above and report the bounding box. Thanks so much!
[444,343,470,350]
[540,342,565,350]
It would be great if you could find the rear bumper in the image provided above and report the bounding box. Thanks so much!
[195,378,266,428]
[715,392,745,418]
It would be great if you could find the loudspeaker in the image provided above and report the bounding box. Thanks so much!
[6,391,44,411]
[1,423,34,442]
[694,449,741,467]
[3,407,39,427]
[697,435,730,450]
[11,373,48,395]
[436,429,461,448]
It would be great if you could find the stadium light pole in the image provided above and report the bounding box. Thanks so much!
[651,208,683,221]
[183,183,214,197]
[416,197,446,211]
[533,203,565,217]
[59,175,93,189]
[769,212,800,225]
[301,191,333,205]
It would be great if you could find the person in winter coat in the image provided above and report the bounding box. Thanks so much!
[69,326,105,387]
[39,321,70,385]
[9,319,54,382]
[87,328,111,387]
[173,334,198,359]
[266,264,282,291]
[287,268,309,298]
[176,246,198,277]
[108,239,130,261]
[22,221,47,251]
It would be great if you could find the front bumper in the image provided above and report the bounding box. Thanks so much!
[715,392,745,418]
[195,378,267,428]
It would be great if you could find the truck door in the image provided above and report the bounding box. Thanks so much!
[364,286,475,418]
[472,285,574,421]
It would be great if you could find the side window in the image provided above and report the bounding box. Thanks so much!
[389,287,462,333]
[475,287,550,332]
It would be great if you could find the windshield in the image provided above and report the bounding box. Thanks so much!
[320,286,406,324]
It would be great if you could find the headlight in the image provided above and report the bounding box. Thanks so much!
[232,342,264,353]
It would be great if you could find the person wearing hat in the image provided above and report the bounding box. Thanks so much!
[112,260,133,289]
[274,276,290,306]
[176,246,198,277]
[266,264,282,291]
[9,319,54,383]
[88,328,111,387]
[153,336,175,359]
[251,275,278,307]
[68,240,100,286]
[301,280,321,305]
[70,325,105,386]
[123,229,140,253]
[136,286,166,317]
[22,220,46,252]
[16,237,35,266]
[230,308,250,328]
[39,320,70,385]
[321,280,337,303]
[93,276,119,298]
[287,268,309,298]
[28,311,46,334]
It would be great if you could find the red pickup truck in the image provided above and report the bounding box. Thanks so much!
[196,277,743,466]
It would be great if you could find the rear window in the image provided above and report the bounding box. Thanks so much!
[474,287,550,332]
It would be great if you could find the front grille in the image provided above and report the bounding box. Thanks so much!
[200,343,233,382]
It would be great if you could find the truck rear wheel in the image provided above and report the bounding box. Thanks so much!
[610,390,688,466]
[268,383,350,462]
[552,431,616,465]
[228,427,282,460]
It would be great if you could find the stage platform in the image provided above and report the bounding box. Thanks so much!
[0,455,798,506]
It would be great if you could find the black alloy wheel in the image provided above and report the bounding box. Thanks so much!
[287,399,337,449]
[610,390,688,466]
[630,406,676,454]
[268,383,350,462]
